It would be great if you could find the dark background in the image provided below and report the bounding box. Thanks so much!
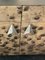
[0,55,45,60]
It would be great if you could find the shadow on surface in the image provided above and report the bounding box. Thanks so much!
[0,55,45,60]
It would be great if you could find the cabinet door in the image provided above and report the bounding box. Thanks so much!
[20,6,45,55]
[0,6,21,55]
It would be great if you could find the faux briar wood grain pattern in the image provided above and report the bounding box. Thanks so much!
[20,6,44,55]
[0,6,45,55]
[0,6,21,55]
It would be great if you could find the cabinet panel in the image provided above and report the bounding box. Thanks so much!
[20,6,45,55]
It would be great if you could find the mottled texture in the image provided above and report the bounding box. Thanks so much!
[0,6,45,55]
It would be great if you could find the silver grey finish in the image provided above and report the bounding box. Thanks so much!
[0,0,45,5]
